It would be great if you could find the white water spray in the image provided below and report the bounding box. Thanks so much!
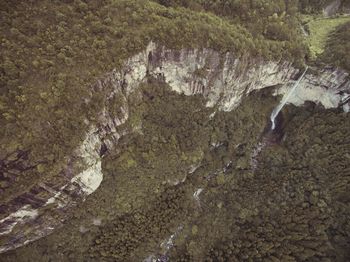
[270,67,308,130]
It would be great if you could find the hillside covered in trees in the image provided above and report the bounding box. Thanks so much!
[1,0,350,261]
[322,20,350,71]
[0,0,310,202]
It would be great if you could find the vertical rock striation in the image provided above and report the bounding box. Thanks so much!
[1,42,349,253]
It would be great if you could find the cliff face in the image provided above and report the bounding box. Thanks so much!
[149,44,297,110]
[1,42,349,253]
[147,44,349,111]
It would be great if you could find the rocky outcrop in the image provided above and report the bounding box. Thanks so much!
[0,73,129,253]
[0,68,134,253]
[1,42,349,253]
[148,44,298,111]
[323,0,342,17]
[276,66,350,111]
[147,43,349,111]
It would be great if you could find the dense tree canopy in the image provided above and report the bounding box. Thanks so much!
[1,1,350,261]
[0,0,309,201]
[321,21,350,72]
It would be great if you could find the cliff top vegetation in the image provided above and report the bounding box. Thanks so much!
[0,0,348,209]
[0,0,308,199]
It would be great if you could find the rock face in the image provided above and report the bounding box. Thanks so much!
[323,0,342,17]
[0,42,349,253]
[0,70,132,253]
[147,43,349,111]
[0,73,127,253]
[149,44,298,111]
[276,66,350,111]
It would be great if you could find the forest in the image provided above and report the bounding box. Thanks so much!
[0,0,308,201]
[1,0,349,226]
[322,21,350,71]
[1,0,350,261]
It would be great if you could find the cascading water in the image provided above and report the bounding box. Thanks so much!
[270,67,309,130]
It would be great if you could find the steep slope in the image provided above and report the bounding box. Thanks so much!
[0,0,350,260]
[0,0,307,211]
[0,42,349,255]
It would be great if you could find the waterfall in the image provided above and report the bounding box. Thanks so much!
[270,67,308,130]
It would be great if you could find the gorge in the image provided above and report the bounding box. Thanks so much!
[1,42,350,261]
[1,0,350,260]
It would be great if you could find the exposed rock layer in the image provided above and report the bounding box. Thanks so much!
[0,42,349,253]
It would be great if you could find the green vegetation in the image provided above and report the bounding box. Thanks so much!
[322,21,350,72]
[89,185,192,260]
[3,83,349,262]
[100,80,213,214]
[1,1,350,261]
[303,15,350,59]
[168,104,350,262]
[0,0,309,204]
[156,0,308,58]
[1,81,279,261]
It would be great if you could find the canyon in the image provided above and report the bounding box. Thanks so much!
[1,42,349,254]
